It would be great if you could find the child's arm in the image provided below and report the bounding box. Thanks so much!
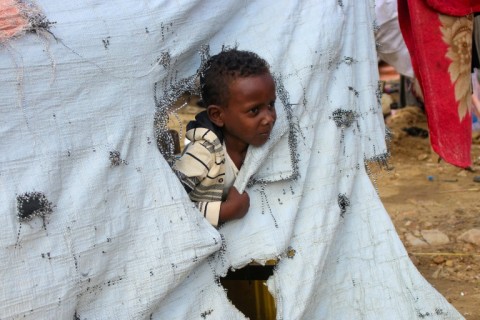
[218,187,250,224]
[173,143,219,224]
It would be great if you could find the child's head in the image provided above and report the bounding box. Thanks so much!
[201,49,277,148]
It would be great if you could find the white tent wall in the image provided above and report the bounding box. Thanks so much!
[0,1,462,319]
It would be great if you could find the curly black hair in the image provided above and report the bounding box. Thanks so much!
[200,49,271,107]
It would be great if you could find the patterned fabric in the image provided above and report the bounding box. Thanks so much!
[425,0,480,16]
[398,0,475,167]
[173,124,225,226]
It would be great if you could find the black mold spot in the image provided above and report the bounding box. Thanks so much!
[16,191,53,222]
[73,311,80,320]
[156,52,171,68]
[417,311,431,318]
[200,309,213,319]
[29,13,56,33]
[145,27,149,34]
[337,193,350,218]
[376,80,383,106]
[79,276,124,297]
[348,86,359,97]
[102,37,111,49]
[331,109,358,128]
[109,150,127,166]
[337,0,344,7]
[41,252,51,260]
[72,253,78,271]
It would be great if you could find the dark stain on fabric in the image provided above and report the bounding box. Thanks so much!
[348,86,359,97]
[200,309,213,319]
[109,150,127,166]
[16,191,53,222]
[102,37,111,49]
[29,13,56,35]
[417,310,431,318]
[435,308,444,315]
[156,51,171,68]
[337,193,350,218]
[286,247,296,258]
[331,109,358,128]
[72,253,78,271]
[41,252,51,260]
[78,276,124,298]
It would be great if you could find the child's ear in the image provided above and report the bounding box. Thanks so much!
[207,105,224,127]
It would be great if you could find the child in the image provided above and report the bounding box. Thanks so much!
[173,49,276,226]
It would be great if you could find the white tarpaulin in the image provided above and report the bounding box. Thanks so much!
[0,0,463,319]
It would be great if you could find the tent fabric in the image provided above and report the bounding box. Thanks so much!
[0,0,463,319]
[398,0,474,168]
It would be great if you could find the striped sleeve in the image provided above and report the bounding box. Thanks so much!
[196,201,221,227]
[173,141,212,188]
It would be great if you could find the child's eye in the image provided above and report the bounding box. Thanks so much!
[268,101,276,109]
[249,107,259,114]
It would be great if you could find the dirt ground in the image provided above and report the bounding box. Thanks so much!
[375,102,480,319]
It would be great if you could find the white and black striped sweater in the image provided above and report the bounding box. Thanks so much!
[173,111,225,226]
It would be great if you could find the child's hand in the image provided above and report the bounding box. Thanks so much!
[219,187,250,223]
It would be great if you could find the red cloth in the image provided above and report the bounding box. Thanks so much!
[426,0,480,16]
[398,0,475,168]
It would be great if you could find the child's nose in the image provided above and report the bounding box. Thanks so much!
[262,109,276,126]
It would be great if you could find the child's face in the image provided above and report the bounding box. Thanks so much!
[222,73,276,149]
